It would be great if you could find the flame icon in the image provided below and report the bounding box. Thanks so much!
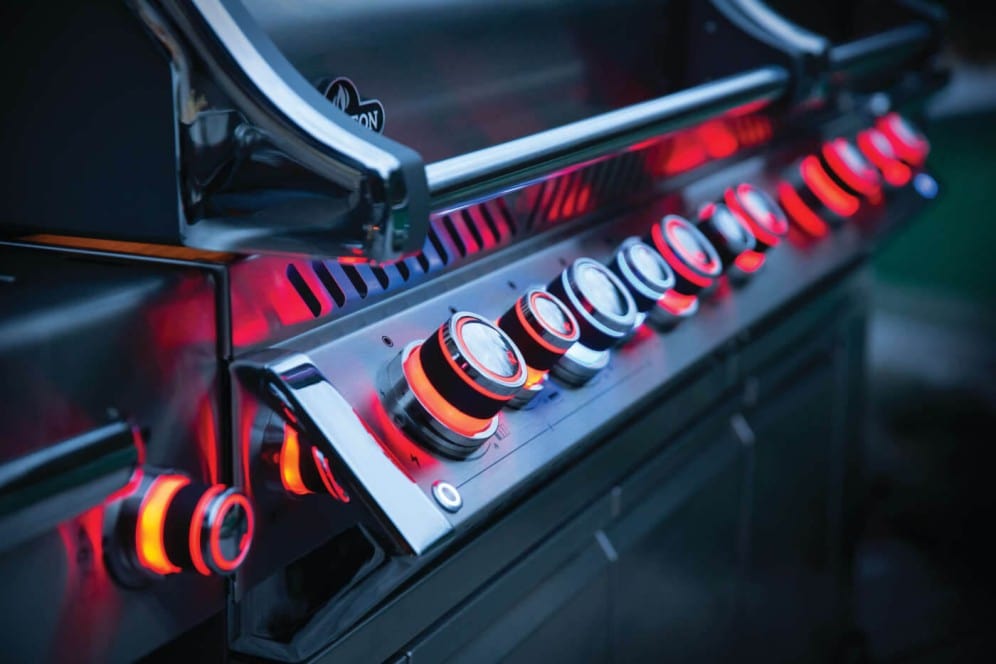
[331,84,350,111]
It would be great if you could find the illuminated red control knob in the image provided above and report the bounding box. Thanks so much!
[382,312,526,458]
[497,288,579,407]
[818,138,883,203]
[609,237,676,313]
[697,202,764,278]
[272,422,350,501]
[876,112,929,167]
[111,473,254,583]
[857,127,913,188]
[724,184,789,250]
[646,214,722,325]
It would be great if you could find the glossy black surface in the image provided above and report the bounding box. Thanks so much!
[0,246,227,662]
[243,0,683,163]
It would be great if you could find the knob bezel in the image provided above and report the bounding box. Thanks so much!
[724,184,788,250]
[548,258,638,350]
[498,288,579,372]
[649,214,723,295]
[819,138,882,200]
[610,237,676,312]
[698,202,756,264]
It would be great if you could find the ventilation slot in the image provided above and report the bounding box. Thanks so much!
[460,209,488,249]
[427,227,449,265]
[442,215,470,258]
[313,260,346,308]
[395,260,411,281]
[286,264,323,318]
[342,264,369,298]
[371,266,390,290]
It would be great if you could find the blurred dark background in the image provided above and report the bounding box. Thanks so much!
[769,1,996,660]
[774,1,996,661]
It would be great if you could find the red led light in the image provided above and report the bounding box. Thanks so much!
[822,138,882,200]
[778,182,829,238]
[523,365,547,389]
[724,185,786,248]
[136,475,189,575]
[658,290,698,315]
[698,120,739,159]
[877,113,929,166]
[442,321,522,401]
[189,484,226,576]
[651,220,714,289]
[734,250,767,273]
[208,492,254,573]
[800,156,860,218]
[312,448,350,503]
[660,131,708,176]
[279,424,313,496]
[403,343,495,439]
[858,129,912,187]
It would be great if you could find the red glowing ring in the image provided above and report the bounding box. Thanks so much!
[857,129,911,187]
[403,342,496,438]
[878,113,929,166]
[311,447,350,503]
[514,293,577,356]
[528,290,578,342]
[136,474,189,576]
[439,319,523,403]
[727,184,789,245]
[189,484,226,576]
[666,217,720,274]
[823,139,881,197]
[452,317,524,385]
[658,289,699,316]
[733,249,767,274]
[777,182,828,238]
[800,156,860,218]
[208,492,254,573]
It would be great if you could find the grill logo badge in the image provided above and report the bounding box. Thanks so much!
[322,77,385,133]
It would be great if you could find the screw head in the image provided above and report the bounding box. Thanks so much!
[431,481,463,512]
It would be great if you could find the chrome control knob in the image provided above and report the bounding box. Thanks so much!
[819,138,883,202]
[647,214,722,327]
[109,474,254,584]
[724,184,789,250]
[697,202,762,279]
[497,288,579,407]
[876,112,929,167]
[857,127,913,188]
[381,312,526,459]
[609,237,675,313]
[547,258,638,385]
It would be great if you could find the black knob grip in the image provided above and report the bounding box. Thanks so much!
[497,288,579,372]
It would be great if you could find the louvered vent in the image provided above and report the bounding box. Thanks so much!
[271,112,775,333]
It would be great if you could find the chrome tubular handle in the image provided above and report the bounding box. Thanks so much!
[425,66,790,209]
